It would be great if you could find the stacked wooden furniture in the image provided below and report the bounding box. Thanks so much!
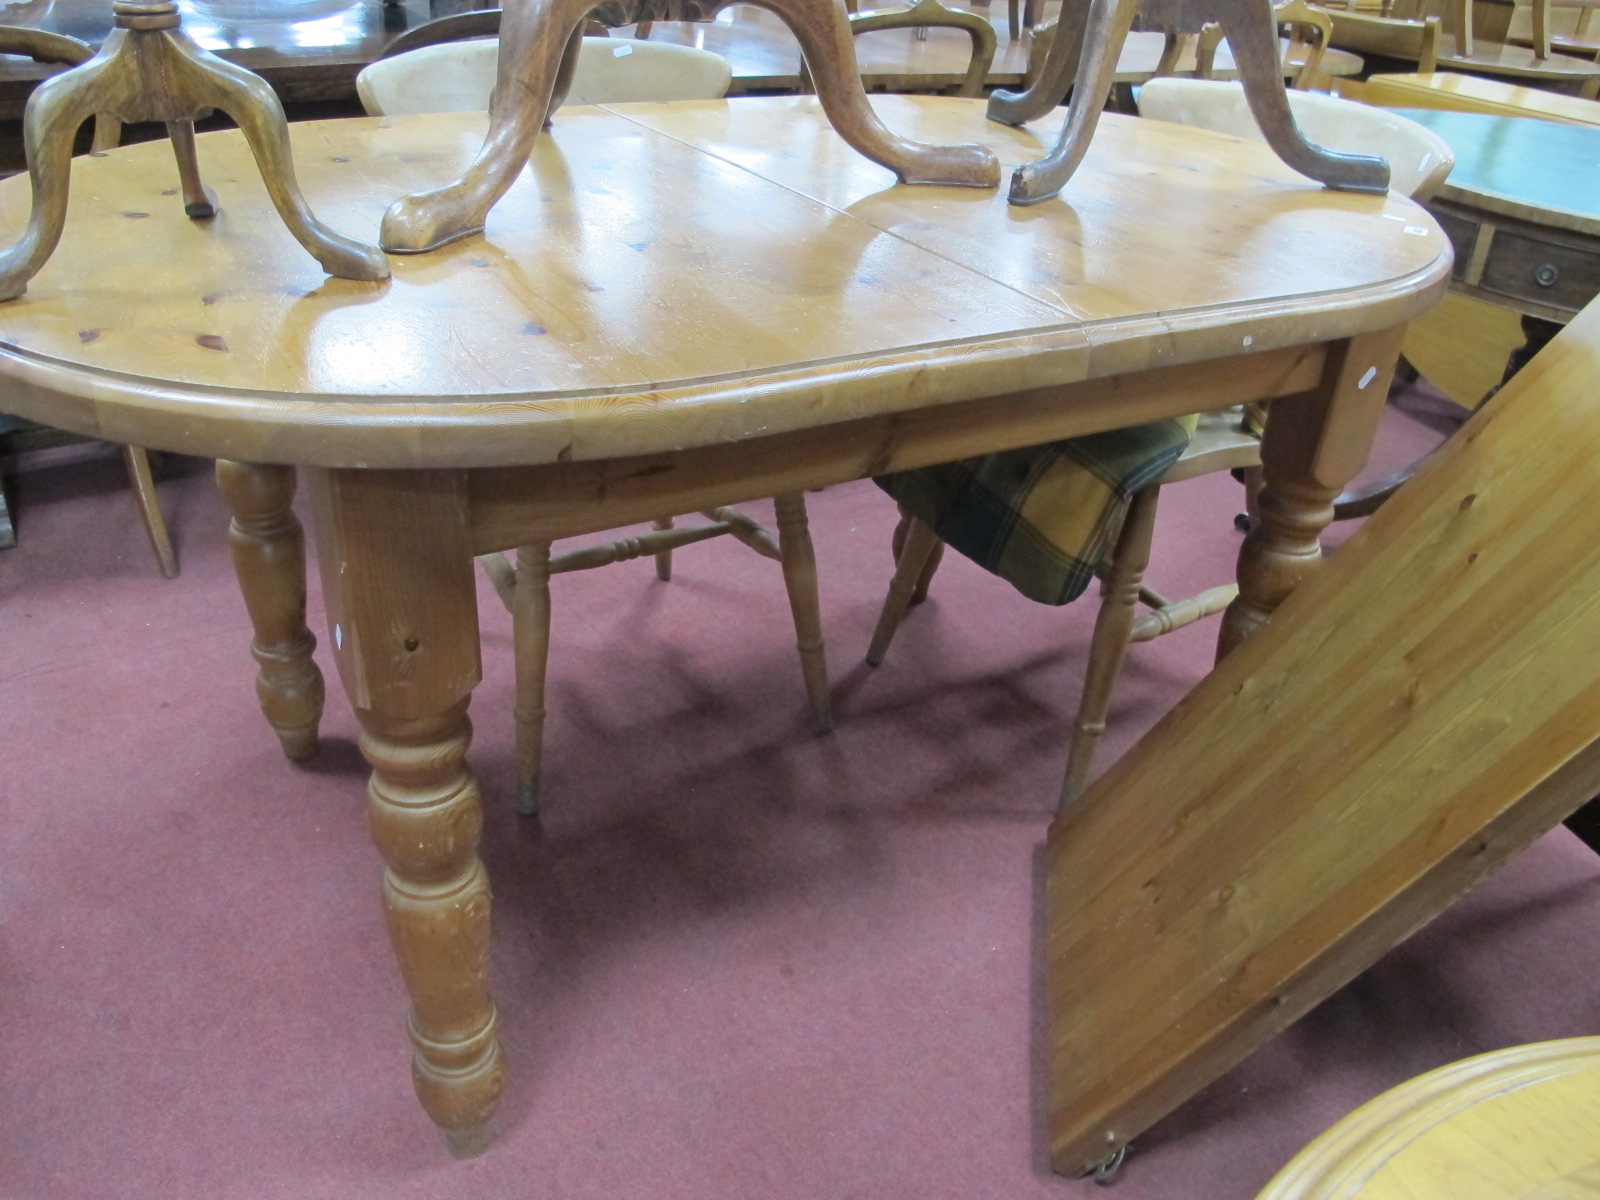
[0,97,1451,1156]
[1337,65,1600,118]
[1506,0,1600,56]
[1318,0,1600,94]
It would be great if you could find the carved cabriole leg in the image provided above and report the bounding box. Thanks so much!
[164,118,217,219]
[541,22,584,127]
[1153,27,1184,75]
[384,0,999,252]
[1006,0,1138,204]
[1217,327,1406,659]
[741,0,998,187]
[216,460,324,760]
[1217,0,1388,194]
[988,0,1088,123]
[0,56,109,300]
[867,514,941,666]
[512,541,553,815]
[772,492,833,733]
[308,466,502,1155]
[1059,483,1159,814]
[382,0,598,252]
[164,43,390,279]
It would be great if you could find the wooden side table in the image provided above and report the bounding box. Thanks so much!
[1259,1039,1600,1198]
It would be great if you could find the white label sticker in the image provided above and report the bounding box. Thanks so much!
[613,43,633,56]
[1358,366,1378,389]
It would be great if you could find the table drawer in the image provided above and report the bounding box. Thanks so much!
[1478,230,1600,314]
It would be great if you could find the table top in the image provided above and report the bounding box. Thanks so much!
[1347,70,1600,126]
[1258,1039,1600,1198]
[0,96,1449,469]
[1390,107,1600,234]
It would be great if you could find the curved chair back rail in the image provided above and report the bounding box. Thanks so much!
[377,9,503,60]
[848,0,999,96]
[1137,76,1456,199]
[1319,8,1443,72]
[1196,0,1333,87]
[357,35,732,115]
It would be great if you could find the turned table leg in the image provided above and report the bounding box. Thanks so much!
[308,466,503,1155]
[216,460,324,760]
[361,699,504,1156]
[1218,327,1405,659]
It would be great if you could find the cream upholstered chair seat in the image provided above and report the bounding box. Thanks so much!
[355,36,733,116]
[1136,77,1455,199]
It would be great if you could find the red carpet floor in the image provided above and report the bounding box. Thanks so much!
[4,391,1598,1200]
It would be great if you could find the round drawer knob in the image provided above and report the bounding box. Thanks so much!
[1535,264,1560,288]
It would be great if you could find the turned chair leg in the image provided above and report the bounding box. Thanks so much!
[890,510,945,604]
[512,541,553,816]
[120,445,178,578]
[774,492,833,733]
[868,515,942,666]
[1059,483,1160,814]
[652,515,674,581]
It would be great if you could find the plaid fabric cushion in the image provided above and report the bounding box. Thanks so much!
[874,414,1198,606]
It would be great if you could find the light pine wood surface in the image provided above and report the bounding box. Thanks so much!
[1338,68,1600,124]
[0,98,1447,469]
[1258,1039,1600,1199]
[0,97,1452,1156]
[1044,293,1600,1176]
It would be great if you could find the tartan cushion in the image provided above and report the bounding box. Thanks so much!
[874,414,1198,606]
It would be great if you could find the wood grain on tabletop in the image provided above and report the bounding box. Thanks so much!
[1340,69,1600,125]
[1258,1039,1600,1199]
[0,98,1448,468]
[1043,292,1600,1174]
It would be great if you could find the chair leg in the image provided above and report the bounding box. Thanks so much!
[773,492,833,733]
[0,471,13,549]
[1008,0,1020,39]
[121,445,178,578]
[868,515,941,667]
[512,541,553,816]
[1059,484,1161,815]
[891,510,946,605]
[635,18,653,36]
[652,515,674,581]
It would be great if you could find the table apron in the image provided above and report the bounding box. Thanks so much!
[467,341,1329,554]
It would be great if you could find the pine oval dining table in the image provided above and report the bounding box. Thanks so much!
[0,94,1451,1156]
